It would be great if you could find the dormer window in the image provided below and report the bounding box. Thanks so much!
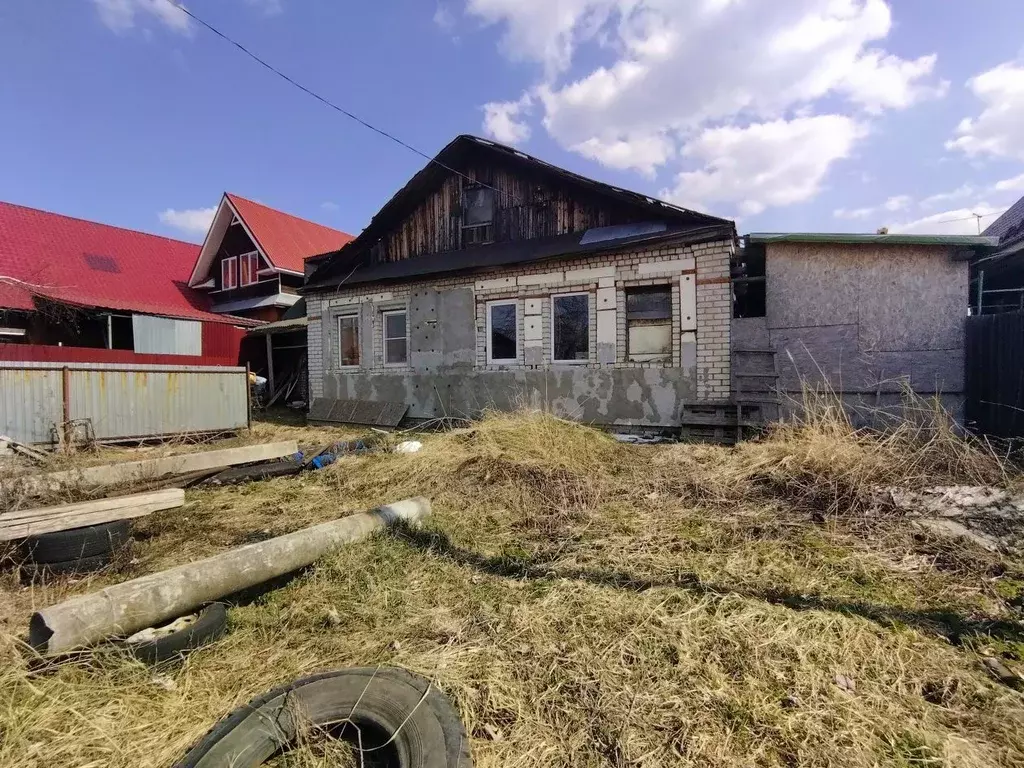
[462,185,494,246]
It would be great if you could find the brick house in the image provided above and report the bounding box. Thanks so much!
[302,135,736,428]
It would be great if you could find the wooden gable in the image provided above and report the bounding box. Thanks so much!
[372,154,658,264]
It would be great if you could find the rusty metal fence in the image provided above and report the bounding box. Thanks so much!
[0,361,249,445]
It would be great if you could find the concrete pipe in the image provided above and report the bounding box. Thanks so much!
[29,497,431,655]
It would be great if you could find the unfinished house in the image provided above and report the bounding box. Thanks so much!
[303,135,736,428]
[733,232,995,423]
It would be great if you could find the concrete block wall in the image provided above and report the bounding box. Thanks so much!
[305,236,734,415]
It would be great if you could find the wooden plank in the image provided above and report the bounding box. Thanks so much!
[8,441,298,495]
[0,488,184,541]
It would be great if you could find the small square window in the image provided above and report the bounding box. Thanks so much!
[487,300,518,363]
[338,314,359,367]
[463,186,494,227]
[552,293,590,363]
[382,310,408,365]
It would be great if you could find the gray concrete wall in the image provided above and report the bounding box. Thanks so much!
[307,239,733,427]
[734,242,968,423]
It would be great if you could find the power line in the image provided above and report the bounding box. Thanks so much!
[161,0,512,201]
[930,210,1006,226]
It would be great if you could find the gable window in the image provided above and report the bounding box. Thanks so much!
[626,285,672,362]
[338,314,360,367]
[462,185,494,246]
[221,256,238,290]
[552,292,590,363]
[239,251,260,287]
[382,309,408,365]
[487,300,518,363]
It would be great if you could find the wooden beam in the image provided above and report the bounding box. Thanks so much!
[0,488,184,542]
[265,332,275,395]
[7,441,299,495]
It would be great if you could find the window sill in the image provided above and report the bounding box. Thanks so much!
[551,359,592,365]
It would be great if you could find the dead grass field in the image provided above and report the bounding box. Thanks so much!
[2,406,1024,767]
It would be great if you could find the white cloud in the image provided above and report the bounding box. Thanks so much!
[834,206,875,220]
[467,0,944,214]
[434,3,457,33]
[482,95,533,144]
[664,116,867,216]
[883,194,911,211]
[571,133,673,178]
[890,204,1006,236]
[920,184,976,208]
[947,61,1024,160]
[994,173,1024,193]
[245,0,283,15]
[159,206,216,236]
[93,0,190,34]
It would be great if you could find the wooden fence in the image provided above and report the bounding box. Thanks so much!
[965,311,1024,439]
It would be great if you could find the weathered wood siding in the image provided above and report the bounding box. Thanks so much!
[373,161,650,263]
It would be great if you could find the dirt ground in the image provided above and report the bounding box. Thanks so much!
[2,409,1024,767]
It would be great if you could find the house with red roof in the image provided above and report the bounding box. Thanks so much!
[0,200,259,364]
[187,193,354,322]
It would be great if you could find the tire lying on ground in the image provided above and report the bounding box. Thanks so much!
[173,667,472,768]
[20,519,131,563]
[21,552,113,579]
[124,602,228,664]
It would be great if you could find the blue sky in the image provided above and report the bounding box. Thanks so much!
[1,1,1023,242]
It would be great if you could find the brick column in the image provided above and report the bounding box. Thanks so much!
[694,242,733,401]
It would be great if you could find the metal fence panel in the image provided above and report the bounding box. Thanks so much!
[0,362,247,444]
[965,312,1024,439]
[0,367,62,444]
[132,316,202,356]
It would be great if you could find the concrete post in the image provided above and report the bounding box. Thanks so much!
[29,497,431,654]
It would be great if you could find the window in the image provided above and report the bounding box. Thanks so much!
[626,285,672,362]
[487,300,518,363]
[733,241,766,318]
[239,251,260,286]
[338,314,360,367]
[552,293,590,363]
[462,186,494,246]
[221,256,238,290]
[382,309,408,365]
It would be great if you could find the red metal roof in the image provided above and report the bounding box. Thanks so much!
[0,200,254,324]
[225,193,354,273]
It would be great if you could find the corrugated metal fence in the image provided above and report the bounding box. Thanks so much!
[965,311,1024,440]
[0,362,249,445]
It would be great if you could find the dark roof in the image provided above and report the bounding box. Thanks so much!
[304,225,731,291]
[983,196,1024,241]
[748,232,997,248]
[306,134,733,289]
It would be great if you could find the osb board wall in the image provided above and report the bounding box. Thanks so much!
[757,243,968,396]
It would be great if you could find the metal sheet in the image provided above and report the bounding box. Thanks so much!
[308,397,407,427]
[0,362,247,444]
[132,316,202,356]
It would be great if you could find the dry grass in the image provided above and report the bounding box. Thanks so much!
[2,407,1024,767]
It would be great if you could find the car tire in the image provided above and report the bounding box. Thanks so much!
[21,519,131,563]
[173,666,472,768]
[21,551,113,579]
[125,602,228,664]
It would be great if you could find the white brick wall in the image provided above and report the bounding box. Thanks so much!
[306,237,733,399]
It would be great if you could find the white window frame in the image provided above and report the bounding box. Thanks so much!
[382,309,408,366]
[239,251,260,287]
[486,299,519,365]
[337,313,360,368]
[221,256,238,290]
[550,291,591,364]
